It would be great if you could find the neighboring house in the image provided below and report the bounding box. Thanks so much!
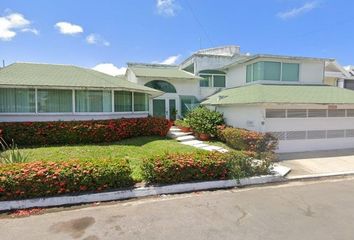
[0,62,162,122]
[2,45,354,152]
[324,61,354,89]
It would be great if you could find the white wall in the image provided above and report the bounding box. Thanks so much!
[194,55,234,73]
[0,113,148,122]
[216,105,265,132]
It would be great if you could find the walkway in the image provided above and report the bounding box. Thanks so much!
[167,126,228,153]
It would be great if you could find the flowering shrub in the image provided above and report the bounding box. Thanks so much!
[186,107,224,135]
[141,151,269,184]
[217,126,278,160]
[0,159,134,201]
[0,117,172,146]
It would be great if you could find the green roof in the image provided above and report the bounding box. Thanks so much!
[202,84,354,105]
[0,63,162,97]
[128,64,200,80]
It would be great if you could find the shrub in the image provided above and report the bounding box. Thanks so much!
[141,150,271,184]
[187,107,224,135]
[174,119,190,128]
[0,138,29,164]
[0,117,172,146]
[225,151,271,179]
[0,159,134,201]
[217,126,278,160]
[142,152,228,184]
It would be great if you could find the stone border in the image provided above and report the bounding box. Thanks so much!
[0,174,285,211]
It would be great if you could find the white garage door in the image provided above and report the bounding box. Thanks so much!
[265,108,354,153]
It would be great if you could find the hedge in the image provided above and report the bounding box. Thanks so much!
[141,151,270,184]
[217,126,278,160]
[0,117,172,146]
[0,159,134,201]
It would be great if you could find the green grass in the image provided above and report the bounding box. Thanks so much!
[16,136,202,181]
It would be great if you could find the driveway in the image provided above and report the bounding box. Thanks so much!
[279,148,354,177]
[2,178,354,240]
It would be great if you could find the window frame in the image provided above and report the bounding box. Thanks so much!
[246,61,300,83]
[199,72,226,88]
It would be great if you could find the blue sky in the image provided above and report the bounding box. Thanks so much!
[0,0,353,75]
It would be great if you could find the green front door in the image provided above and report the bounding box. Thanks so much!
[169,99,176,120]
[153,99,166,118]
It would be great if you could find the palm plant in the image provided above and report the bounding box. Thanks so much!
[0,138,29,164]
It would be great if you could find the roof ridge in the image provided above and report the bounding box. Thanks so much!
[14,61,81,68]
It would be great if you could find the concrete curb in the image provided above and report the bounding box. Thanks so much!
[0,174,284,211]
[286,170,354,181]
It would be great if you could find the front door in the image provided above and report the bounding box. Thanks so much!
[153,99,166,118]
[152,98,178,120]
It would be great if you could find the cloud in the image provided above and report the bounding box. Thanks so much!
[21,28,39,35]
[55,21,83,35]
[86,33,110,46]
[0,12,38,41]
[277,1,319,20]
[158,55,181,65]
[92,63,127,76]
[156,0,179,17]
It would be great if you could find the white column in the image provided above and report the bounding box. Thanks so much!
[72,89,75,113]
[111,90,114,112]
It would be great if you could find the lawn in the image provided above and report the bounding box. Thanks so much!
[18,136,202,181]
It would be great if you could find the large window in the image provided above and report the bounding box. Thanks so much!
[134,92,149,112]
[180,95,199,116]
[246,61,299,82]
[145,80,176,93]
[37,89,72,113]
[0,88,35,113]
[75,90,112,112]
[282,63,299,82]
[114,91,132,112]
[199,70,226,88]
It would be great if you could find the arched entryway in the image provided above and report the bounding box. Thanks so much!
[144,80,178,120]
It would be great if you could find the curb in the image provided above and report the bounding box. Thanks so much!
[0,174,284,211]
[286,170,354,181]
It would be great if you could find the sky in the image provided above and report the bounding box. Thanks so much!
[0,0,354,75]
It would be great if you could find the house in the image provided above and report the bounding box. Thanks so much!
[324,60,354,89]
[0,62,162,122]
[2,45,354,152]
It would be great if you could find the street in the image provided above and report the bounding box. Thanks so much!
[2,177,354,240]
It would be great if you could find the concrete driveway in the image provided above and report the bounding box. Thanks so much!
[279,148,354,177]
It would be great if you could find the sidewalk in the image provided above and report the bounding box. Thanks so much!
[278,149,354,178]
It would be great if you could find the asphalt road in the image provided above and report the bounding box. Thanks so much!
[2,177,354,240]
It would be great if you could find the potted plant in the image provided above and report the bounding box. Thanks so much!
[186,107,224,141]
[174,119,191,133]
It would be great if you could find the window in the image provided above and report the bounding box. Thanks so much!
[307,130,326,139]
[198,70,226,88]
[37,89,72,113]
[0,88,35,113]
[328,109,345,117]
[287,109,307,118]
[308,109,327,117]
[180,95,199,116]
[114,91,132,112]
[265,109,286,118]
[253,62,281,81]
[199,74,211,87]
[134,92,149,112]
[145,80,176,93]
[213,75,226,87]
[327,130,345,138]
[347,109,354,117]
[246,61,299,82]
[246,65,252,83]
[282,63,299,81]
[75,90,111,112]
[286,131,306,140]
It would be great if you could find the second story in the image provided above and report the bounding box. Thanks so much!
[125,45,342,102]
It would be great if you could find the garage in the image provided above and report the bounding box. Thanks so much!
[202,84,354,153]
